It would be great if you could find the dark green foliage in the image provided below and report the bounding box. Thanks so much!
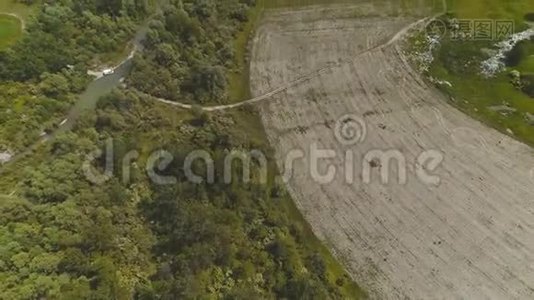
[0,2,144,82]
[521,74,534,97]
[129,0,253,104]
[505,40,534,97]
[92,91,361,299]
[505,40,531,67]
[434,39,487,75]
[0,134,155,298]
[0,0,151,151]
[525,12,534,22]
[0,88,363,298]
[0,1,364,299]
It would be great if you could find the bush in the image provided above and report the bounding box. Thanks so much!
[525,13,534,22]
[505,41,529,67]
[521,75,534,97]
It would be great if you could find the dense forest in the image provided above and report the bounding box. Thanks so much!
[0,0,152,152]
[128,0,252,104]
[0,0,363,299]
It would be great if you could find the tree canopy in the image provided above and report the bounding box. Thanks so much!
[0,1,364,299]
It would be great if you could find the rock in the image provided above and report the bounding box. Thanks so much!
[488,105,517,115]
[525,112,534,125]
[0,151,12,164]
[509,70,521,78]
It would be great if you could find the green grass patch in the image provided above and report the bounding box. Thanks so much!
[0,14,21,48]
[430,67,534,140]
[0,0,36,20]
[0,0,38,48]
[260,0,440,11]
[421,0,534,147]
[446,0,534,23]
[225,1,263,103]
[261,0,354,9]
[516,55,534,73]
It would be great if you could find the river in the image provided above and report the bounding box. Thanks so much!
[0,20,151,169]
[53,24,149,135]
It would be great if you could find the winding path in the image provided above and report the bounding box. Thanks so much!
[0,1,444,171]
[0,13,25,30]
[0,14,152,169]
[142,16,436,111]
[250,5,534,298]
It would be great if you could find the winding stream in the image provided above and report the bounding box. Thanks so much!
[52,25,148,136]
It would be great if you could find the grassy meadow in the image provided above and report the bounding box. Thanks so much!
[0,0,37,48]
[425,0,534,145]
[0,0,34,19]
[0,14,21,48]
[446,0,533,21]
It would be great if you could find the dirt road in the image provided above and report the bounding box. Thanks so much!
[145,4,439,111]
[250,5,534,299]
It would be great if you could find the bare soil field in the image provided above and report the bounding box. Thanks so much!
[251,5,417,95]
[250,5,534,299]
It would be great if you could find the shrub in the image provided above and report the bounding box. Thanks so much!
[524,13,534,22]
[521,75,534,97]
[505,41,529,67]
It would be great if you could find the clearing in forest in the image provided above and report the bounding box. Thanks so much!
[0,0,34,48]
